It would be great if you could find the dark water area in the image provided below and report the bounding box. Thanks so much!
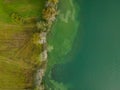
[51,0,120,90]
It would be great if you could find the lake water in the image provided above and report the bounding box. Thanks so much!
[45,0,120,90]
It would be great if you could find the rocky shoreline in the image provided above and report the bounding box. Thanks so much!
[34,0,59,90]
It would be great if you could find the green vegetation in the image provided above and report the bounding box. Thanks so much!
[0,0,46,89]
[0,0,59,89]
[0,0,45,23]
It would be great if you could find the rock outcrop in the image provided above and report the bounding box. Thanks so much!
[34,0,59,90]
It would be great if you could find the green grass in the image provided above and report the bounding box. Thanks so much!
[0,56,31,89]
[0,0,45,23]
[0,0,46,89]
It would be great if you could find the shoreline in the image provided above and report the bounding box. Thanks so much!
[43,0,80,89]
[34,0,59,90]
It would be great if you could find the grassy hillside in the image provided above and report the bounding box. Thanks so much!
[0,0,45,89]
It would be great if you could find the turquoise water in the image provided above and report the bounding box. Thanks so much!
[45,0,120,90]
[64,0,120,89]
[69,0,120,89]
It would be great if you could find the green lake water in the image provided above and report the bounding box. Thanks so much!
[45,0,120,90]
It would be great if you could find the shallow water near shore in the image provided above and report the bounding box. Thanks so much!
[46,0,120,89]
[44,0,80,89]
